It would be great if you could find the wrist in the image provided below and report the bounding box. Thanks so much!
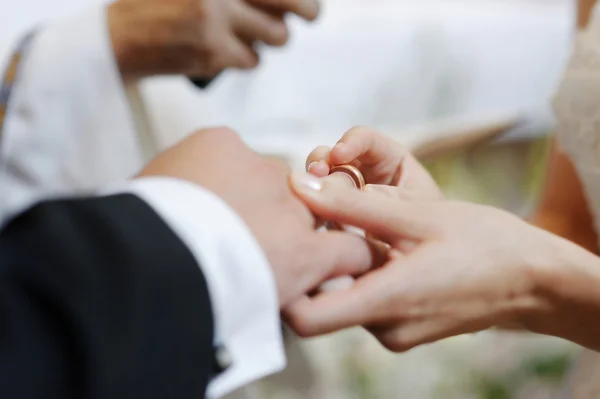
[520,229,600,349]
[116,177,285,396]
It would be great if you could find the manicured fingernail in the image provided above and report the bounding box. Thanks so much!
[291,173,323,192]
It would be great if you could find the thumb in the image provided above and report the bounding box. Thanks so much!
[365,184,440,203]
[289,173,435,242]
[364,184,404,199]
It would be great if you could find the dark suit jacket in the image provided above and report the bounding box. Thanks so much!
[0,194,216,399]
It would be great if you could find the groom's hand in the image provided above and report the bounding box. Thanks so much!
[138,127,379,307]
[109,0,320,79]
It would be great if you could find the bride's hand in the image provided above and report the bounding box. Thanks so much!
[284,174,586,352]
[305,126,443,201]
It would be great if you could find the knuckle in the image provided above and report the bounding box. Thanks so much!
[382,338,413,353]
[294,326,313,339]
[212,125,237,136]
[270,24,290,46]
[214,126,241,142]
[191,126,242,148]
[207,126,240,141]
[377,330,415,353]
[296,235,321,262]
[314,145,331,158]
[306,146,330,167]
[243,51,260,69]
[344,125,373,140]
[285,312,315,338]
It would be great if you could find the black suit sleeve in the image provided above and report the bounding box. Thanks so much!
[0,194,216,399]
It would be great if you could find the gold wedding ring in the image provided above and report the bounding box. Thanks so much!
[324,164,365,231]
[329,165,365,190]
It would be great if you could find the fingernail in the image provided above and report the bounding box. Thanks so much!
[307,161,318,171]
[291,173,323,193]
[333,142,344,150]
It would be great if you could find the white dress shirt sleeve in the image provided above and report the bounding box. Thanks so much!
[0,5,141,226]
[115,176,286,399]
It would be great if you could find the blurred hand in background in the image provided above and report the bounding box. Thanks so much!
[107,0,320,79]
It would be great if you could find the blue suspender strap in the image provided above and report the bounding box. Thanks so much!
[0,31,36,139]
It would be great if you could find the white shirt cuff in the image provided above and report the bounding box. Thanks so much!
[114,177,286,398]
